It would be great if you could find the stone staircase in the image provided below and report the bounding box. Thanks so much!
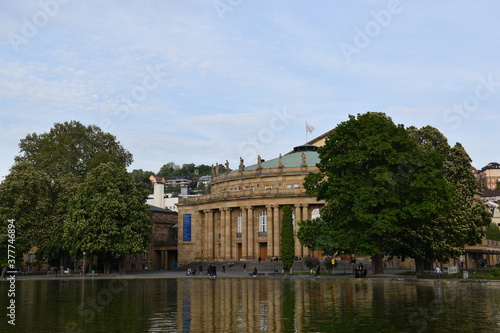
[180,259,310,273]
[178,259,378,273]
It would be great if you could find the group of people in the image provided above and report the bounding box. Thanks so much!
[354,263,368,278]
[207,264,217,278]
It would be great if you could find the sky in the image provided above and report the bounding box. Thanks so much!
[1,0,500,179]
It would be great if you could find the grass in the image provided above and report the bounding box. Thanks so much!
[468,268,500,279]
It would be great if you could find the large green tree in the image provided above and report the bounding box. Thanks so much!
[387,127,490,274]
[0,163,79,266]
[303,112,422,273]
[297,217,341,257]
[15,120,132,179]
[280,206,295,272]
[1,121,134,266]
[301,112,489,274]
[0,163,53,258]
[63,162,151,273]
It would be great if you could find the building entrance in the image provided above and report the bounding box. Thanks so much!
[259,243,267,260]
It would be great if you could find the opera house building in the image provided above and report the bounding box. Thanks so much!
[176,133,331,266]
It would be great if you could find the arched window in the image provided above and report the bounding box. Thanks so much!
[259,209,267,233]
[311,208,321,220]
[237,211,243,234]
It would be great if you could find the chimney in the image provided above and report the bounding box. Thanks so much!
[180,184,189,196]
[149,175,165,208]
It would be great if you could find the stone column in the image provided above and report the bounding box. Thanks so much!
[196,210,204,260]
[229,208,233,259]
[224,208,232,260]
[273,205,281,258]
[160,251,165,270]
[241,207,248,259]
[205,209,214,260]
[294,204,302,258]
[247,206,254,259]
[300,204,309,258]
[220,208,226,260]
[266,205,273,259]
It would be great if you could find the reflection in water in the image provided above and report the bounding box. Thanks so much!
[2,278,500,332]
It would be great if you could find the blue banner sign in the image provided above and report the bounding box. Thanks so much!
[183,214,192,241]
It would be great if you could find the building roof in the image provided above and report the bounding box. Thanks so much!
[149,175,165,184]
[149,204,177,215]
[306,128,335,146]
[481,162,500,172]
[243,147,319,171]
[481,190,500,197]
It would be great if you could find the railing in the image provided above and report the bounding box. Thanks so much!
[235,233,242,238]
[178,187,306,205]
[257,232,267,237]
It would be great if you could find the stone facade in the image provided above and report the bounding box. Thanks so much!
[177,144,325,266]
[123,205,178,271]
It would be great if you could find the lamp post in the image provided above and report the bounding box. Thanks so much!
[82,251,86,278]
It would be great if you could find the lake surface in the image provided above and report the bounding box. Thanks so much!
[1,277,500,332]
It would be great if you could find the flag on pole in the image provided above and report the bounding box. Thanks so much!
[306,122,314,134]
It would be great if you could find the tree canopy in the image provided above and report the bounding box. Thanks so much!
[63,162,151,273]
[15,120,133,179]
[1,121,135,267]
[157,162,212,180]
[300,112,490,274]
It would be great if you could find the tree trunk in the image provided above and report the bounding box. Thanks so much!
[415,258,424,277]
[371,253,385,274]
[104,257,111,274]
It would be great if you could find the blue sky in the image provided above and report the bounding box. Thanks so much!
[1,0,499,179]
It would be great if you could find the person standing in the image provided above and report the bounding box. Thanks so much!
[435,266,441,279]
[252,267,257,277]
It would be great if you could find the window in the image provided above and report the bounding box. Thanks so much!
[259,209,267,233]
[142,253,148,260]
[237,211,243,234]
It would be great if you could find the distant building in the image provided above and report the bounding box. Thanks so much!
[198,175,212,186]
[478,162,500,190]
[122,174,179,270]
[166,175,192,187]
[481,190,500,202]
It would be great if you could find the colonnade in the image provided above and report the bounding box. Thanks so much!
[192,203,319,262]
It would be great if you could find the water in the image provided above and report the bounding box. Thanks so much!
[1,277,500,332]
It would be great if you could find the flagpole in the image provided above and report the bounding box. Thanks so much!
[306,121,308,143]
